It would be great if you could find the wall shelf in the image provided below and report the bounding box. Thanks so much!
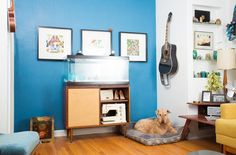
[193,21,221,26]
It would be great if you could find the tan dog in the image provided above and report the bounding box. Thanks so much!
[134,109,177,135]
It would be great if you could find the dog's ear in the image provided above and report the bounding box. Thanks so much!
[155,110,159,116]
[167,109,171,113]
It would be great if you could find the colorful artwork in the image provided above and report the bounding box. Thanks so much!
[46,34,64,53]
[127,39,140,56]
[38,27,72,60]
[30,116,54,142]
[90,39,104,49]
[120,32,147,62]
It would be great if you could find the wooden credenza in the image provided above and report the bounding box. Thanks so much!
[65,83,130,142]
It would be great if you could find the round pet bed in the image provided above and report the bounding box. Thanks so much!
[126,125,183,146]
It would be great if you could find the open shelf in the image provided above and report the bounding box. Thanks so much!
[101,99,128,103]
[187,102,222,106]
[193,21,221,26]
[179,115,215,126]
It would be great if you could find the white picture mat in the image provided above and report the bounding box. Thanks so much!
[82,30,111,56]
[38,27,72,60]
[194,31,213,50]
[120,33,146,61]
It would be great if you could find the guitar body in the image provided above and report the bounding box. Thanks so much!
[158,12,178,86]
[159,43,178,75]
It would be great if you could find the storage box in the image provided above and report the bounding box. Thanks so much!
[100,90,113,100]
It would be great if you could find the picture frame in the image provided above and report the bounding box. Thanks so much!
[38,26,72,60]
[212,94,226,103]
[202,91,212,103]
[195,10,210,22]
[194,31,213,50]
[81,29,112,56]
[120,32,147,62]
[30,116,54,142]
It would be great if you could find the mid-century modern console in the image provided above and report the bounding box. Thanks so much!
[64,55,130,142]
[65,83,130,142]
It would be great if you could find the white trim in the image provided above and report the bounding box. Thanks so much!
[0,0,14,134]
[54,127,116,137]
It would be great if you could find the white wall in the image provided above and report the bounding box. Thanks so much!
[156,0,235,138]
[156,0,191,126]
[0,0,14,134]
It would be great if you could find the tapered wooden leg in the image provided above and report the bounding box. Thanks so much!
[220,144,223,153]
[181,119,191,140]
[123,124,128,137]
[223,145,227,155]
[66,129,69,138]
[69,129,73,143]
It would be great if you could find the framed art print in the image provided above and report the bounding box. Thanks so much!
[120,32,147,62]
[30,116,54,142]
[81,29,112,56]
[38,26,72,60]
[194,31,213,50]
[202,91,212,103]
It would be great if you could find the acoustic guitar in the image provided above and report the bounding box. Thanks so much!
[8,0,16,32]
[159,12,178,86]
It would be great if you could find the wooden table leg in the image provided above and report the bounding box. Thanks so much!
[66,129,69,138]
[69,129,73,143]
[122,124,128,137]
[181,119,191,140]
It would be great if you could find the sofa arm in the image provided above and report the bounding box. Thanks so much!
[221,103,236,119]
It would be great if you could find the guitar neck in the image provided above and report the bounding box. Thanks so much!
[165,23,169,48]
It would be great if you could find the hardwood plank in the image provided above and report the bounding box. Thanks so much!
[34,134,220,155]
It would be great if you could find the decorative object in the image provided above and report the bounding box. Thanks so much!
[212,94,226,103]
[217,48,236,93]
[194,31,213,50]
[205,72,223,92]
[81,29,112,56]
[38,27,72,60]
[193,17,199,22]
[193,50,198,59]
[226,5,236,41]
[202,91,212,102]
[215,18,222,25]
[30,116,54,142]
[213,50,217,60]
[205,53,211,60]
[195,10,210,23]
[120,32,147,62]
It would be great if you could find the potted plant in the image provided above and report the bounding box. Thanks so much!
[205,72,223,92]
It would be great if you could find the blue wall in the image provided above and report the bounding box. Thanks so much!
[14,0,157,131]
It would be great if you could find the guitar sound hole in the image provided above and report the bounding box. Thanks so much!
[164,50,169,59]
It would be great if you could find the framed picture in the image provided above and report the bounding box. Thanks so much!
[30,116,54,142]
[38,26,72,60]
[194,31,213,50]
[195,10,210,22]
[120,32,147,62]
[81,29,112,56]
[212,94,226,103]
[202,91,212,102]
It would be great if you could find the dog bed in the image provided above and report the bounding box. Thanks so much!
[126,126,183,146]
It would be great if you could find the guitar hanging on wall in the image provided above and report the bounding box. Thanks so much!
[159,12,178,87]
[8,0,16,32]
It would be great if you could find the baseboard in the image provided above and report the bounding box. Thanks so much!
[54,126,117,137]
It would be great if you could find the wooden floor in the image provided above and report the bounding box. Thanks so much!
[34,134,220,155]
